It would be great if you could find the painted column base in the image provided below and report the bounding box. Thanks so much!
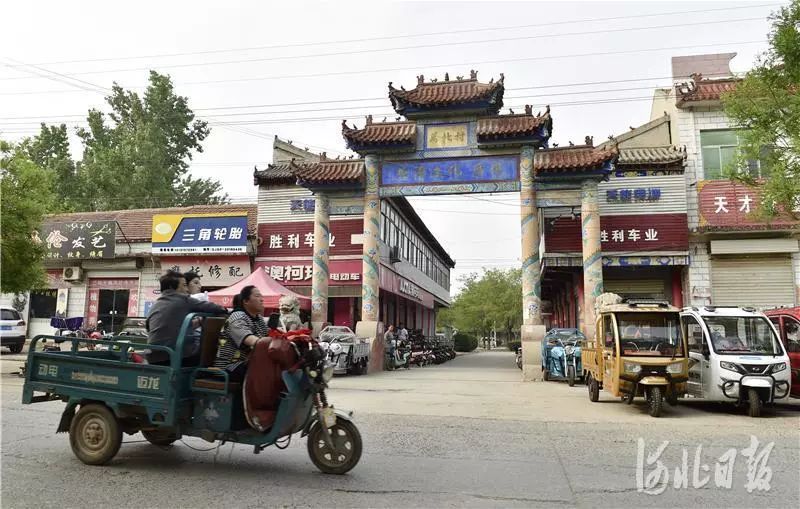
[521,324,546,381]
[356,320,384,374]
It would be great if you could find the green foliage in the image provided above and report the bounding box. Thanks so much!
[722,1,800,218]
[453,332,478,352]
[22,71,226,212]
[0,140,56,293]
[438,268,522,342]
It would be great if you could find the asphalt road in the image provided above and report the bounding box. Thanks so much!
[1,349,799,508]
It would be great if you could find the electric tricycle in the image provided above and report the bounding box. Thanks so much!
[583,295,688,417]
[541,328,585,386]
[21,313,362,474]
[681,306,791,417]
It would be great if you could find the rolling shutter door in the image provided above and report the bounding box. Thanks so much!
[603,280,666,300]
[711,256,795,308]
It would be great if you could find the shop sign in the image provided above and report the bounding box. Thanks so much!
[255,259,362,286]
[56,289,69,315]
[39,221,115,260]
[151,213,248,254]
[399,280,423,301]
[290,199,316,214]
[698,181,800,230]
[605,188,661,202]
[545,214,688,253]
[257,219,363,257]
[160,256,250,287]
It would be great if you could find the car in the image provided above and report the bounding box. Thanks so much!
[0,305,27,353]
[764,306,800,398]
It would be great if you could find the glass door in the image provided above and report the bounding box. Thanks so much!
[98,289,130,334]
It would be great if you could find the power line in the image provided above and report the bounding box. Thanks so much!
[22,3,779,66]
[0,16,766,79]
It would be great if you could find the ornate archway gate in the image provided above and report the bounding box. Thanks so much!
[295,72,617,380]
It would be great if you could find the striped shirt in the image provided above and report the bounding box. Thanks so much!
[213,310,269,369]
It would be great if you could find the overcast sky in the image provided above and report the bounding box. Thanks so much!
[0,0,781,290]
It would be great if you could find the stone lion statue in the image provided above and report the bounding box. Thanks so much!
[278,295,304,331]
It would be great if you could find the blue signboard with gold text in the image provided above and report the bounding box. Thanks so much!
[151,214,248,254]
[382,156,518,186]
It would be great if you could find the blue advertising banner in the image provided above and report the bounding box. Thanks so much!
[151,214,248,254]
[381,156,519,187]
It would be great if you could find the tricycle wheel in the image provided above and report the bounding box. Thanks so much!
[747,388,762,418]
[69,403,122,465]
[588,375,599,402]
[142,429,177,446]
[567,365,576,387]
[543,369,550,381]
[307,417,362,475]
[648,387,663,418]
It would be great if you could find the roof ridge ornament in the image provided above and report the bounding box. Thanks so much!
[525,104,532,115]
[470,69,478,79]
[585,136,593,146]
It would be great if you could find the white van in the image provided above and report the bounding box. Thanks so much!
[680,306,791,417]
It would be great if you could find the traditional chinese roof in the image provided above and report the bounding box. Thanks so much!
[388,71,505,117]
[253,163,296,185]
[341,118,416,151]
[675,74,739,107]
[294,159,365,186]
[617,146,686,167]
[534,143,618,173]
[476,105,552,144]
[43,204,258,243]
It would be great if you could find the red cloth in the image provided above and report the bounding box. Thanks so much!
[242,334,300,432]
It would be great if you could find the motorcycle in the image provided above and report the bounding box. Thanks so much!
[515,347,523,370]
[385,339,411,370]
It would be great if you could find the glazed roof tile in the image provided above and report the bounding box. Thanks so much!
[342,118,416,147]
[388,73,505,115]
[45,204,258,242]
[618,146,686,166]
[295,160,365,185]
[675,74,739,107]
[534,145,618,172]
[253,163,295,184]
[476,108,551,140]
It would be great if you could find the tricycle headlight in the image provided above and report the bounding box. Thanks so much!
[666,362,683,374]
[719,361,740,373]
[564,345,574,355]
[771,362,787,373]
[624,362,641,374]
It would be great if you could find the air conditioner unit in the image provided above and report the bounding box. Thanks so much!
[389,246,401,263]
[62,266,83,281]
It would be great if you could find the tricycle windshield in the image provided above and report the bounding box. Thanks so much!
[616,312,683,357]
[702,316,783,356]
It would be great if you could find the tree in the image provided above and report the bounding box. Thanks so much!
[438,268,522,344]
[0,140,56,293]
[722,1,800,218]
[24,71,227,212]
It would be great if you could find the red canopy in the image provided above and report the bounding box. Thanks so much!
[207,268,311,311]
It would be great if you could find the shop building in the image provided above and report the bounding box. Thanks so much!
[16,204,257,338]
[653,53,800,308]
[253,137,454,333]
[541,117,688,329]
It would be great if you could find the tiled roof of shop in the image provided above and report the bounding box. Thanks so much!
[253,163,296,184]
[476,106,551,140]
[534,144,618,172]
[675,74,739,107]
[618,146,686,166]
[294,159,365,185]
[388,72,505,115]
[44,204,258,242]
[342,118,416,147]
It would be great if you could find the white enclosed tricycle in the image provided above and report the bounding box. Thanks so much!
[680,306,791,417]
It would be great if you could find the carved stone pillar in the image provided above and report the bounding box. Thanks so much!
[581,180,603,340]
[519,145,546,381]
[311,193,330,334]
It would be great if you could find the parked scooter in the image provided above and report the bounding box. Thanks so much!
[385,340,411,370]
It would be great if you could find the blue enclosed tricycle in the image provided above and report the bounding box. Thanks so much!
[541,328,585,386]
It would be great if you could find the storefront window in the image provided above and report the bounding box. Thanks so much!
[30,289,57,318]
